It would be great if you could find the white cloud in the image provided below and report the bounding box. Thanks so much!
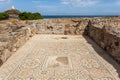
[0,0,10,3]
[61,0,99,7]
[0,0,7,2]
[32,0,49,3]
[0,0,5,2]
[32,0,41,3]
[116,0,120,5]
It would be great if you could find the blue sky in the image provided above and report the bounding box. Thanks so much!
[0,0,120,15]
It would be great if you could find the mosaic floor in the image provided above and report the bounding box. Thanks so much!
[0,35,120,80]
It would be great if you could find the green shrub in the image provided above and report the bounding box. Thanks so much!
[0,12,9,20]
[19,12,43,20]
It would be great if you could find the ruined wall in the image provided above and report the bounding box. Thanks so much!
[85,18,120,63]
[35,18,88,35]
[0,20,37,66]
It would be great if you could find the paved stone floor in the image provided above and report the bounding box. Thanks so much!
[0,35,120,80]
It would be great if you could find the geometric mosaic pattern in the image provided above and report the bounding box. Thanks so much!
[0,35,120,80]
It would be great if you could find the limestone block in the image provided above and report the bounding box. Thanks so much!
[1,49,11,62]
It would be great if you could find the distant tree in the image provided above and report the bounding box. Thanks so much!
[33,12,43,19]
[0,12,9,20]
[19,12,29,20]
[19,12,43,20]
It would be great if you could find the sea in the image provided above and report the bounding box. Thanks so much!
[43,15,118,19]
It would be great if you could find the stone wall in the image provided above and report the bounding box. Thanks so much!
[35,18,88,35]
[0,20,37,66]
[85,18,120,63]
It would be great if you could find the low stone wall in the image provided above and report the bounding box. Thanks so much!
[85,20,120,63]
[35,18,88,35]
[0,20,37,66]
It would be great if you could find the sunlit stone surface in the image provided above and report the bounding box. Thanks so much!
[0,35,120,80]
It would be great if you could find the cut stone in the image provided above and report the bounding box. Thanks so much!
[45,56,70,69]
[61,37,68,39]
[56,57,69,65]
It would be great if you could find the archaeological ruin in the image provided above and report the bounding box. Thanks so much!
[0,17,120,79]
